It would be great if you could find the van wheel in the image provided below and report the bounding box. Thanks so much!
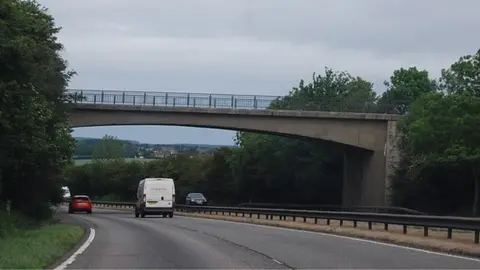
[162,213,167,218]
[168,212,173,218]
[87,210,92,214]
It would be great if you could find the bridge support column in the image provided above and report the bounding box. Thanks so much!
[342,149,388,207]
[342,120,400,207]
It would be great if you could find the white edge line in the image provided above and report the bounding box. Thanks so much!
[177,215,480,263]
[54,228,96,270]
[272,258,282,265]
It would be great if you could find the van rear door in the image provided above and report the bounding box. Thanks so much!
[144,181,173,208]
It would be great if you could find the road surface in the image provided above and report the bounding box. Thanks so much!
[56,207,480,269]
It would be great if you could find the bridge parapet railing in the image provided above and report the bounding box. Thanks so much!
[68,89,277,110]
[68,89,406,114]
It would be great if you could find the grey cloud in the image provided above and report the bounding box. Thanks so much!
[35,0,480,144]
[45,0,480,56]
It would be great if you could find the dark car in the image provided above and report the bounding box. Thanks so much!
[68,195,93,214]
[185,193,208,205]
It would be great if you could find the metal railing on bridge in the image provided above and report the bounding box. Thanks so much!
[67,89,404,114]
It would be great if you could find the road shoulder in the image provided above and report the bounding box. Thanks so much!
[175,211,480,259]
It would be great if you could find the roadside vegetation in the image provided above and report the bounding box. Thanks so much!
[66,48,480,217]
[0,0,84,268]
[0,209,84,269]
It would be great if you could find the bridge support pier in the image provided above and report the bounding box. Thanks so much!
[342,120,400,208]
[342,149,389,207]
[342,121,400,207]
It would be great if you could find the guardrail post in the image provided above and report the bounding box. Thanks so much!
[209,95,212,107]
[231,96,234,108]
[133,96,136,105]
[253,96,257,109]
[101,91,104,103]
[80,90,84,103]
[165,93,168,105]
[93,95,97,104]
[113,95,116,104]
[173,97,176,107]
[143,92,147,105]
[122,92,125,104]
[186,93,190,106]
[234,99,237,108]
[213,99,217,108]
[153,96,156,106]
[193,98,196,107]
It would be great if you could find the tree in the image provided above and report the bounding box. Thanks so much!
[401,92,480,216]
[92,135,125,161]
[377,67,437,114]
[271,67,377,112]
[0,0,76,219]
[440,49,480,96]
[230,68,374,205]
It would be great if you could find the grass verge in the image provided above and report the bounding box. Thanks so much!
[0,223,84,269]
[175,211,480,258]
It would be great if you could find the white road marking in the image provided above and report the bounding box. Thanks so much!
[177,215,480,263]
[54,228,96,270]
[272,258,283,264]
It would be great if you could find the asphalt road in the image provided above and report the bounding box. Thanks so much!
[57,207,480,269]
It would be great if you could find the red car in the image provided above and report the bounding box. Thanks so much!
[68,195,93,214]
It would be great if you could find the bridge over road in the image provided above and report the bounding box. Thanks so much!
[68,89,403,207]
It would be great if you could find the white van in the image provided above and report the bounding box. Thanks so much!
[61,186,71,202]
[135,178,175,218]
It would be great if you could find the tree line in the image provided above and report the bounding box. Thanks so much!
[66,48,480,216]
[0,0,76,221]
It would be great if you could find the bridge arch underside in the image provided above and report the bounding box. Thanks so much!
[70,109,390,207]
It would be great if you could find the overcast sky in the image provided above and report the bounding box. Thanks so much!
[38,0,480,145]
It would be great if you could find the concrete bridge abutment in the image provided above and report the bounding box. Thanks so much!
[341,120,400,207]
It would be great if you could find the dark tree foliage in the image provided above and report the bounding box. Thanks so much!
[0,0,76,220]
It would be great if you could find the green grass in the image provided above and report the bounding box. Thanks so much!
[0,224,85,269]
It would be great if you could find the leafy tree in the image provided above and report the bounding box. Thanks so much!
[440,49,480,96]
[92,135,125,161]
[231,68,373,205]
[401,92,480,216]
[0,0,75,219]
[271,67,377,112]
[377,67,438,114]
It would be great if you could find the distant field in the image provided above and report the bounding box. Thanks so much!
[74,158,157,165]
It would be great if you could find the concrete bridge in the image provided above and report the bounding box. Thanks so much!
[68,89,402,207]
